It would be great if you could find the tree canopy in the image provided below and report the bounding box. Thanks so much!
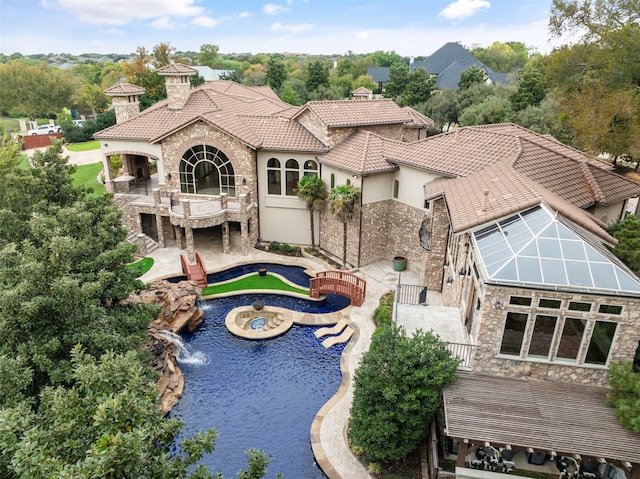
[349,325,459,464]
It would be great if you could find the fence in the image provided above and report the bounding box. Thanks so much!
[446,342,475,369]
[396,283,427,305]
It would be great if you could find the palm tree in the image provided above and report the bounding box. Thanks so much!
[328,183,361,268]
[296,175,327,249]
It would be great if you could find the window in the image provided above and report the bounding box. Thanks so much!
[393,179,399,199]
[500,312,528,356]
[556,318,586,361]
[285,159,299,196]
[330,173,335,189]
[528,315,557,358]
[303,160,318,177]
[598,304,623,315]
[585,321,617,365]
[424,199,432,210]
[539,298,561,309]
[346,178,351,186]
[267,158,281,195]
[180,144,235,196]
[568,302,591,312]
[509,296,532,306]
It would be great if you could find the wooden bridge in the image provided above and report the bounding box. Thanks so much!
[309,270,366,306]
[181,252,207,288]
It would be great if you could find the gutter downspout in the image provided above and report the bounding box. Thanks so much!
[357,175,364,268]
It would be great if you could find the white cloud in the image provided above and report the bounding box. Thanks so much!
[150,17,178,30]
[238,11,252,18]
[270,22,313,33]
[191,16,220,27]
[439,0,490,20]
[263,3,289,15]
[54,0,203,25]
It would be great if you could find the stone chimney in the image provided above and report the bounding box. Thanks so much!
[157,63,197,110]
[104,82,146,124]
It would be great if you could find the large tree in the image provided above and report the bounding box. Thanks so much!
[0,60,73,118]
[349,325,459,464]
[328,184,360,268]
[606,361,640,432]
[296,175,327,249]
[547,0,640,164]
[306,60,330,93]
[266,57,287,93]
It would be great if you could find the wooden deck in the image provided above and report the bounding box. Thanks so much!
[443,372,640,464]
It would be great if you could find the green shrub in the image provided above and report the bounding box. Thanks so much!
[372,290,394,328]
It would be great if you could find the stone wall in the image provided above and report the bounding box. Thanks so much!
[472,284,640,386]
[165,76,191,110]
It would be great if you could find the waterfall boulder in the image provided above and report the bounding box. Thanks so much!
[128,279,205,415]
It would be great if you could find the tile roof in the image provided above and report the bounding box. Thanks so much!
[156,63,197,75]
[366,67,390,83]
[240,116,327,152]
[104,82,146,96]
[318,130,399,175]
[95,81,294,147]
[402,107,435,128]
[352,87,372,95]
[292,99,411,127]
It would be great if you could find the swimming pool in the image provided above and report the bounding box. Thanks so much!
[166,262,313,287]
[170,292,350,478]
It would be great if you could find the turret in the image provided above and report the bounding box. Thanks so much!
[104,82,146,124]
[157,63,197,110]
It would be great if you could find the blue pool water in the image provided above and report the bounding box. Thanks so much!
[170,292,350,478]
[166,262,313,287]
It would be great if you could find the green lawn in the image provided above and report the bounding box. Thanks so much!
[0,116,20,132]
[126,257,154,277]
[66,140,100,152]
[202,273,309,296]
[73,162,105,197]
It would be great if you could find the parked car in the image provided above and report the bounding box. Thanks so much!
[27,124,61,135]
[73,119,86,127]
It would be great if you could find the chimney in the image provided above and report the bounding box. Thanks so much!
[104,82,146,124]
[157,63,197,110]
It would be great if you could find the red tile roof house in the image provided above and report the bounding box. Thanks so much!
[95,65,640,475]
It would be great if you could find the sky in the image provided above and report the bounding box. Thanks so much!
[0,0,575,57]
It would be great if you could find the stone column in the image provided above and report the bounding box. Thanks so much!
[152,188,166,247]
[222,221,230,254]
[174,226,185,249]
[181,200,195,263]
[103,153,115,194]
[239,194,248,256]
[136,233,148,257]
[220,192,228,211]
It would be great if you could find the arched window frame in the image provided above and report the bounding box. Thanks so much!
[285,159,300,196]
[267,157,282,195]
[179,144,236,196]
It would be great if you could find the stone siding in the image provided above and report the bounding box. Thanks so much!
[358,200,391,265]
[165,76,191,110]
[473,285,640,386]
[111,96,141,124]
[319,205,362,268]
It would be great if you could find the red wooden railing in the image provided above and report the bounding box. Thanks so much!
[309,270,366,306]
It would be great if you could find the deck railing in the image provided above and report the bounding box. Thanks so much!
[446,342,475,370]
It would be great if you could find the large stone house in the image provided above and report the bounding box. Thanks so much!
[95,65,640,473]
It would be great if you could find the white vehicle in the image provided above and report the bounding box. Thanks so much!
[27,124,61,135]
[73,119,86,127]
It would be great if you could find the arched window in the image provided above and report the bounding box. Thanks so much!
[330,173,335,189]
[180,145,235,196]
[267,158,281,195]
[303,159,318,177]
[346,178,351,186]
[285,159,299,196]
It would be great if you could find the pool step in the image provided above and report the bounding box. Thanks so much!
[321,325,354,348]
[262,315,284,331]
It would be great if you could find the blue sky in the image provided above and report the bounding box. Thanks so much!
[0,0,573,56]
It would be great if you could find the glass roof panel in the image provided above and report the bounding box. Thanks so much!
[472,205,640,295]
[537,238,562,259]
[561,240,587,261]
[541,258,567,284]
[516,256,543,283]
[565,260,592,287]
[496,258,518,280]
[590,263,618,289]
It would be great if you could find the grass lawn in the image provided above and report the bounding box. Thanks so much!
[73,162,105,197]
[66,140,100,152]
[202,273,309,296]
[126,257,154,277]
[0,116,20,132]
